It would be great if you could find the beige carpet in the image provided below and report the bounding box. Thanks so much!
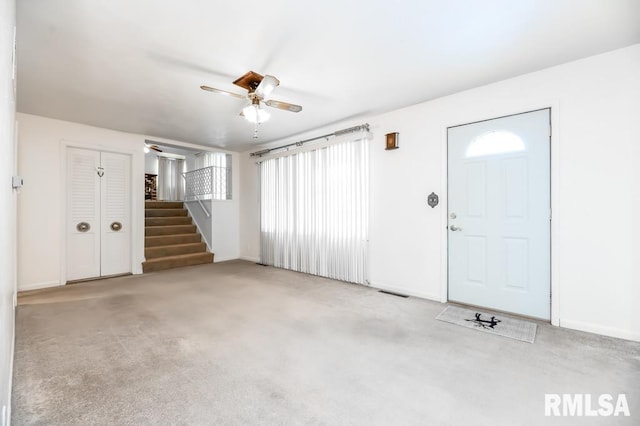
[12,260,640,425]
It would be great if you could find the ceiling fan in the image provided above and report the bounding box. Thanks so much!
[144,143,162,153]
[200,71,302,125]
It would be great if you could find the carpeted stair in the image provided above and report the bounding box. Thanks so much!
[143,201,213,272]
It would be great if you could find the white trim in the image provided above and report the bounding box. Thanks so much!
[439,124,449,304]
[183,201,213,252]
[239,256,261,263]
[18,281,62,292]
[440,102,561,326]
[60,139,143,287]
[560,319,640,342]
[549,105,561,327]
[368,280,441,301]
[145,137,236,155]
[155,152,186,160]
[7,299,15,426]
[214,256,240,263]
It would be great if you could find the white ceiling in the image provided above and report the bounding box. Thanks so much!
[16,0,640,152]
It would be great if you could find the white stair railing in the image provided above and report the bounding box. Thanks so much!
[182,167,213,217]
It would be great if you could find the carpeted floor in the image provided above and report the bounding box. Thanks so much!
[11,260,640,425]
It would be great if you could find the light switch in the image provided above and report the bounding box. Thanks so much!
[12,175,23,189]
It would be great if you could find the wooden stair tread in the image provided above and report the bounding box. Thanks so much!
[145,216,193,226]
[145,224,195,228]
[145,208,188,217]
[145,224,196,236]
[144,233,202,247]
[145,242,207,259]
[145,201,184,209]
[145,242,204,248]
[143,201,212,272]
[142,252,213,273]
[144,252,212,262]
[145,233,197,240]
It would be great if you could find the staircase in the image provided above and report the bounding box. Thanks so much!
[143,201,213,273]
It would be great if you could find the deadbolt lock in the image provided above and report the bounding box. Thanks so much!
[427,192,439,208]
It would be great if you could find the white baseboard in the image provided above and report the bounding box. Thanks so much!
[18,280,61,292]
[367,280,441,302]
[239,256,260,263]
[132,263,143,275]
[214,256,240,263]
[560,318,640,342]
[7,301,15,426]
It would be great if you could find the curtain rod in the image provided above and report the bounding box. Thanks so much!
[250,123,370,157]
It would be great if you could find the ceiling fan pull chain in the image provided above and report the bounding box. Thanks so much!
[253,123,259,139]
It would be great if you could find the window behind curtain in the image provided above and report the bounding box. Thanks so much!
[157,157,185,201]
[259,137,369,284]
[194,152,232,200]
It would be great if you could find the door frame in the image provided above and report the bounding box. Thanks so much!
[439,102,561,326]
[59,140,142,285]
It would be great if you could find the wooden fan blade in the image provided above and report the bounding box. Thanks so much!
[265,99,302,113]
[254,75,280,99]
[200,85,245,99]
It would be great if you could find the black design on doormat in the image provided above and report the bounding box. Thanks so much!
[465,313,501,329]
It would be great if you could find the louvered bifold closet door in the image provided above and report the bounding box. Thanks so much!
[100,152,131,276]
[67,148,101,281]
[67,148,132,281]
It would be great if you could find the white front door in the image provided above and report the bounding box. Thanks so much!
[447,109,551,319]
[67,148,131,281]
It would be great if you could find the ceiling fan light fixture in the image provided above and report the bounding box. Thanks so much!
[242,103,270,124]
[256,75,280,99]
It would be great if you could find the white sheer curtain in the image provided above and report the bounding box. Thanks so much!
[157,157,185,201]
[259,136,369,284]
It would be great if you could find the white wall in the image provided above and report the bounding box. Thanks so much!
[239,156,260,263]
[211,200,239,261]
[0,0,17,421]
[144,151,158,174]
[16,113,240,291]
[213,152,241,262]
[239,44,640,341]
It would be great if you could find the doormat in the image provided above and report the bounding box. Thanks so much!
[436,305,537,343]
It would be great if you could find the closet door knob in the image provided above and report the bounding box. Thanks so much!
[76,222,90,232]
[110,222,122,231]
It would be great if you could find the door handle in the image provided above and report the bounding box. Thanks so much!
[449,225,463,232]
[76,222,90,232]
[110,222,123,231]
